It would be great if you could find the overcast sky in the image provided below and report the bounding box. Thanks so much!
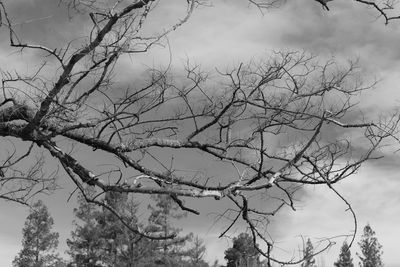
[1,0,400,266]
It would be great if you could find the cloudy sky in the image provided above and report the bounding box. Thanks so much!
[1,0,400,266]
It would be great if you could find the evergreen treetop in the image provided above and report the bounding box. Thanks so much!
[301,238,316,267]
[334,241,354,267]
[357,224,383,267]
[13,200,61,267]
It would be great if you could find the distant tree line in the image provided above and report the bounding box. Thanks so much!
[12,193,209,267]
[221,225,384,267]
[11,198,384,267]
[296,224,384,267]
[334,224,384,267]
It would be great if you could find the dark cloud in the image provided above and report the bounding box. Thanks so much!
[279,1,400,72]
[1,0,89,48]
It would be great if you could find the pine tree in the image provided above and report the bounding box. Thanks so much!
[67,190,154,267]
[13,200,61,267]
[67,191,106,267]
[187,235,208,267]
[301,238,316,267]
[357,224,383,267]
[224,232,260,267]
[146,194,192,266]
[334,241,354,267]
[97,191,154,266]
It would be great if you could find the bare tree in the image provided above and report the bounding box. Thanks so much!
[0,0,400,265]
[0,140,58,205]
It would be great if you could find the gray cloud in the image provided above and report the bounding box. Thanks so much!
[1,0,89,48]
[280,1,400,72]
